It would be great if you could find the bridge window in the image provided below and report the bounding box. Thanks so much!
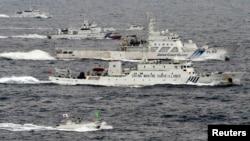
[170,47,178,52]
[159,47,170,52]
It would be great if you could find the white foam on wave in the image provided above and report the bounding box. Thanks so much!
[0,122,113,132]
[0,50,55,60]
[0,14,9,18]
[10,34,48,39]
[0,76,40,84]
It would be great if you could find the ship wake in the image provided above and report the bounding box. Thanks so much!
[0,76,39,84]
[0,76,51,85]
[0,50,55,60]
[0,34,48,39]
[0,14,10,18]
[0,122,113,132]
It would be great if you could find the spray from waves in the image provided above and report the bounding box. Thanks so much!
[10,34,48,39]
[0,122,113,132]
[0,50,55,60]
[0,14,9,18]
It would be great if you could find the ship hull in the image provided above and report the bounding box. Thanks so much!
[55,46,234,61]
[56,121,103,130]
[49,34,107,40]
[49,71,245,87]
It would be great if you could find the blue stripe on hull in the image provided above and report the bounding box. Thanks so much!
[189,50,205,59]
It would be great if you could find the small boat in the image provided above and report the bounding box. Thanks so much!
[56,118,103,129]
[13,8,52,18]
[56,113,103,130]
[48,60,245,87]
[48,20,122,40]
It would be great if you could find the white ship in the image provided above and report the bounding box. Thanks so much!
[55,17,236,61]
[48,60,245,87]
[48,20,122,40]
[13,8,52,18]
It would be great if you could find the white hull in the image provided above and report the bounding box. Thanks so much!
[13,14,51,18]
[13,10,52,18]
[49,71,244,87]
[55,46,233,61]
[56,121,103,129]
[49,33,107,40]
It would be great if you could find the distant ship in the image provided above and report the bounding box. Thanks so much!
[48,20,122,40]
[13,8,52,18]
[54,16,236,61]
[48,60,245,87]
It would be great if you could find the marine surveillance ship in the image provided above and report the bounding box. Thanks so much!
[48,59,245,87]
[48,19,122,40]
[54,16,236,61]
[56,113,103,130]
[13,8,52,18]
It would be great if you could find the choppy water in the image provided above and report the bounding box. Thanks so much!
[0,0,249,140]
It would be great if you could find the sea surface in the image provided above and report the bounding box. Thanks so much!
[0,0,249,140]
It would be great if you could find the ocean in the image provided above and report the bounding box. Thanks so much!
[0,0,249,140]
